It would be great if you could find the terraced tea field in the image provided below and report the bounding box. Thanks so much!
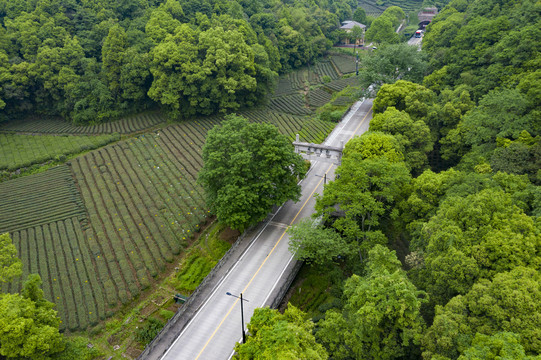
[0,133,119,171]
[313,60,340,81]
[329,54,357,75]
[358,0,425,16]
[269,94,312,115]
[324,76,361,92]
[0,111,165,135]
[242,110,335,143]
[307,89,333,108]
[0,165,86,233]
[269,54,357,117]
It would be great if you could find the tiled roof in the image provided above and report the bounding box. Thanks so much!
[340,20,366,30]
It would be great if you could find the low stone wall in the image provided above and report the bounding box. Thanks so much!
[268,260,303,309]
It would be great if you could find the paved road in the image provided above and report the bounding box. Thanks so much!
[408,36,422,47]
[159,99,373,360]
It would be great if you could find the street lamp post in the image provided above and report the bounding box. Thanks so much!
[355,50,359,76]
[226,292,249,344]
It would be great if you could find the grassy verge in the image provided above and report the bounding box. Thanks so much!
[166,223,235,293]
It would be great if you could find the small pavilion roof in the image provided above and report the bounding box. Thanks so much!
[340,20,366,30]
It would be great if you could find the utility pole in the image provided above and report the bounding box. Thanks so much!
[226,292,249,344]
[356,50,359,76]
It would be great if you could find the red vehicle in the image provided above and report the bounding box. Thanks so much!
[415,30,423,38]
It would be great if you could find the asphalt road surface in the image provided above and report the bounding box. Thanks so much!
[159,98,373,360]
[408,35,423,47]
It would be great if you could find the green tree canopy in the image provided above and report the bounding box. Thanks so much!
[373,80,434,115]
[288,218,356,267]
[369,107,433,173]
[0,233,22,283]
[233,305,328,359]
[198,115,305,231]
[422,0,541,101]
[318,245,426,360]
[462,89,536,147]
[0,274,64,359]
[359,44,427,91]
[101,24,128,97]
[458,332,540,360]
[401,168,463,238]
[364,7,403,45]
[353,7,367,24]
[315,156,411,261]
[342,131,404,163]
[0,0,348,123]
[422,267,541,359]
[148,22,271,119]
[348,25,364,45]
[412,188,540,307]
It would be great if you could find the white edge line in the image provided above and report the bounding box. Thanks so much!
[227,245,297,360]
[160,202,287,359]
[324,98,365,146]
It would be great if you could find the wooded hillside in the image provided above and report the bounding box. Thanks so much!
[0,0,357,123]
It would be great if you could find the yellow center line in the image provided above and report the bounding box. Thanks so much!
[195,177,325,360]
[348,105,372,142]
[194,105,373,359]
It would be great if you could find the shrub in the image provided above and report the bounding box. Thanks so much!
[51,336,103,360]
[177,255,215,292]
[55,154,67,162]
[320,108,345,122]
[135,317,164,345]
[329,110,344,122]
[159,309,175,321]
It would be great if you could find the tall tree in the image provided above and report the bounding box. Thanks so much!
[288,218,356,268]
[353,7,367,24]
[369,107,433,173]
[233,305,328,359]
[372,80,434,115]
[359,44,427,91]
[198,115,305,231]
[0,274,65,359]
[458,332,539,360]
[365,15,398,44]
[318,245,426,360]
[412,188,540,307]
[315,156,411,261]
[148,22,269,118]
[101,24,128,97]
[342,131,404,163]
[422,267,541,359]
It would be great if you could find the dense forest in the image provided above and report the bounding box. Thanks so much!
[0,0,357,123]
[235,0,541,359]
